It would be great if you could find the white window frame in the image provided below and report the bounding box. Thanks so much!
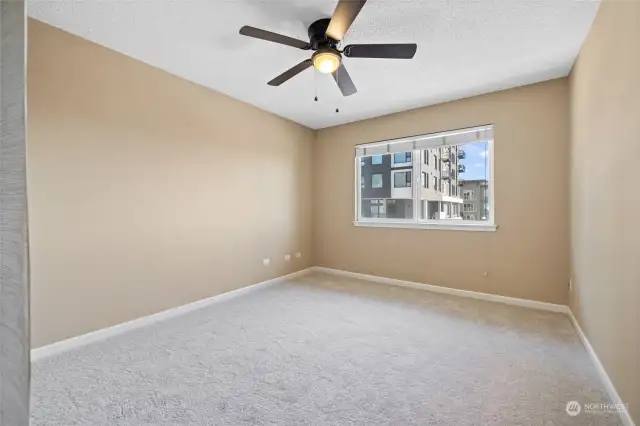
[354,126,496,232]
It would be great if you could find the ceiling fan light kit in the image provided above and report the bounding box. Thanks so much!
[312,49,341,74]
[238,0,417,97]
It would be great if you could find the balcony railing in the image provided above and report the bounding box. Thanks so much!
[441,169,451,180]
[458,149,466,159]
[441,149,451,162]
[458,164,466,173]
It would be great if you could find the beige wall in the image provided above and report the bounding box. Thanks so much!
[27,20,314,348]
[313,79,570,305]
[569,0,639,422]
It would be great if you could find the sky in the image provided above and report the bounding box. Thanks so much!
[458,142,488,181]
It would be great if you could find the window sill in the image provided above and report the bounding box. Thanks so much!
[353,221,497,232]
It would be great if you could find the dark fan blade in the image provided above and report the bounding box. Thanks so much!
[326,0,368,41]
[268,60,313,86]
[239,26,311,50]
[344,44,417,59]
[332,64,357,97]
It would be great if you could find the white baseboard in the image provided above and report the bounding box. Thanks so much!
[31,268,313,361]
[312,266,569,313]
[567,311,636,426]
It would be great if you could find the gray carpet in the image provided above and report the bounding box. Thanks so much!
[32,272,621,425]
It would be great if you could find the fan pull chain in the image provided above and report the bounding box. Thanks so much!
[312,68,339,112]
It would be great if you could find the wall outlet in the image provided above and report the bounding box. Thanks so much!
[295,252,302,259]
[263,258,270,266]
[284,254,291,261]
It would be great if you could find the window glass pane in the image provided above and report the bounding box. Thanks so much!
[394,171,411,188]
[358,153,413,220]
[419,139,491,222]
[392,152,411,164]
[372,174,383,188]
[365,199,386,218]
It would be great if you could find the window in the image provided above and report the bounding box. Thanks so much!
[392,152,412,166]
[355,125,494,230]
[371,174,383,188]
[393,170,411,188]
[370,199,386,217]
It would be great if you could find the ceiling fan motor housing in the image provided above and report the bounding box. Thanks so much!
[308,18,339,50]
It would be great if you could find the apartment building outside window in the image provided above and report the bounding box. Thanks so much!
[354,125,495,231]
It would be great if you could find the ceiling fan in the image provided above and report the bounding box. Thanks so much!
[238,0,417,97]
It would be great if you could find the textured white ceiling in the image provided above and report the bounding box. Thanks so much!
[28,0,599,129]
